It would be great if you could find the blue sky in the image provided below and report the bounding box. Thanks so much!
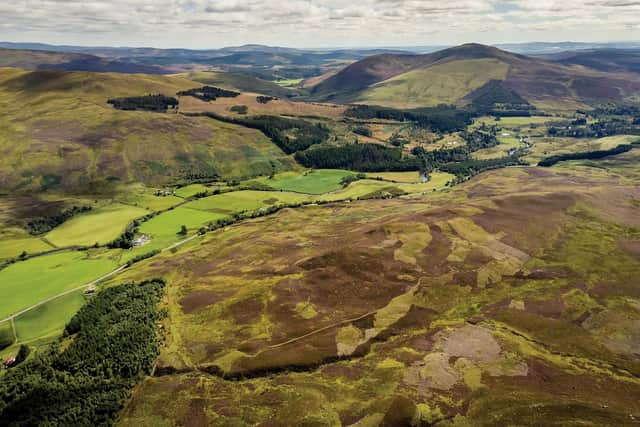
[0,0,638,48]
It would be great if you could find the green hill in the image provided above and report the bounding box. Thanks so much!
[0,68,295,193]
[311,43,640,110]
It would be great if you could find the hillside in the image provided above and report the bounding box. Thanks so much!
[0,48,165,74]
[543,49,640,73]
[178,71,292,98]
[0,68,295,193]
[311,43,640,109]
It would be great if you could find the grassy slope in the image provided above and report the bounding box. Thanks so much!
[247,169,356,194]
[0,67,295,192]
[359,58,509,108]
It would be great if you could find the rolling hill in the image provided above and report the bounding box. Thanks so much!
[542,49,640,73]
[179,71,293,98]
[0,68,296,193]
[310,43,640,110]
[0,48,166,74]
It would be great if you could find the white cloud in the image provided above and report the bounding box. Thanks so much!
[0,0,638,47]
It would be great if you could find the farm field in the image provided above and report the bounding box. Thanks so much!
[0,231,53,260]
[247,169,355,194]
[45,203,150,247]
[366,171,422,182]
[115,185,184,211]
[13,290,86,342]
[174,184,210,199]
[185,190,310,214]
[0,250,118,319]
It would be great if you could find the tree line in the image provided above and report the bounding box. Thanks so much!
[345,104,474,133]
[294,143,421,171]
[107,94,179,112]
[538,144,633,167]
[193,112,330,154]
[27,205,92,235]
[0,279,166,426]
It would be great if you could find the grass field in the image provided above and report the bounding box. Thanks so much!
[139,206,225,237]
[0,250,117,319]
[275,79,304,88]
[248,169,355,194]
[174,184,210,199]
[366,171,422,183]
[45,204,149,247]
[0,230,54,260]
[13,290,86,342]
[115,184,183,211]
[186,190,310,213]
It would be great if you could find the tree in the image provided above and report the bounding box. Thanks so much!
[178,225,188,236]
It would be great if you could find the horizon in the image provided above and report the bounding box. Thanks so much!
[2,39,640,52]
[1,0,639,49]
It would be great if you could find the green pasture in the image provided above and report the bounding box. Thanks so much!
[174,184,210,199]
[186,190,310,214]
[0,250,118,319]
[14,291,86,343]
[247,170,355,194]
[366,171,422,183]
[0,230,54,260]
[45,204,149,247]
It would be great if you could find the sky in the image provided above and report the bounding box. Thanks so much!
[0,0,639,49]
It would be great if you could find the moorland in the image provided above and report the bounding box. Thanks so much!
[0,41,639,426]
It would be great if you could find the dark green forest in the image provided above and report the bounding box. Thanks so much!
[538,144,633,166]
[295,143,421,171]
[107,95,179,112]
[177,86,240,101]
[0,279,166,426]
[345,105,474,133]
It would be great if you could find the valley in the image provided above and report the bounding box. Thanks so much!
[0,40,639,426]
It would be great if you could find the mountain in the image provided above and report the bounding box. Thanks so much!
[542,49,640,73]
[0,48,167,74]
[310,43,640,109]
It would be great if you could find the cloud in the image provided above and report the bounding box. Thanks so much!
[0,0,638,47]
